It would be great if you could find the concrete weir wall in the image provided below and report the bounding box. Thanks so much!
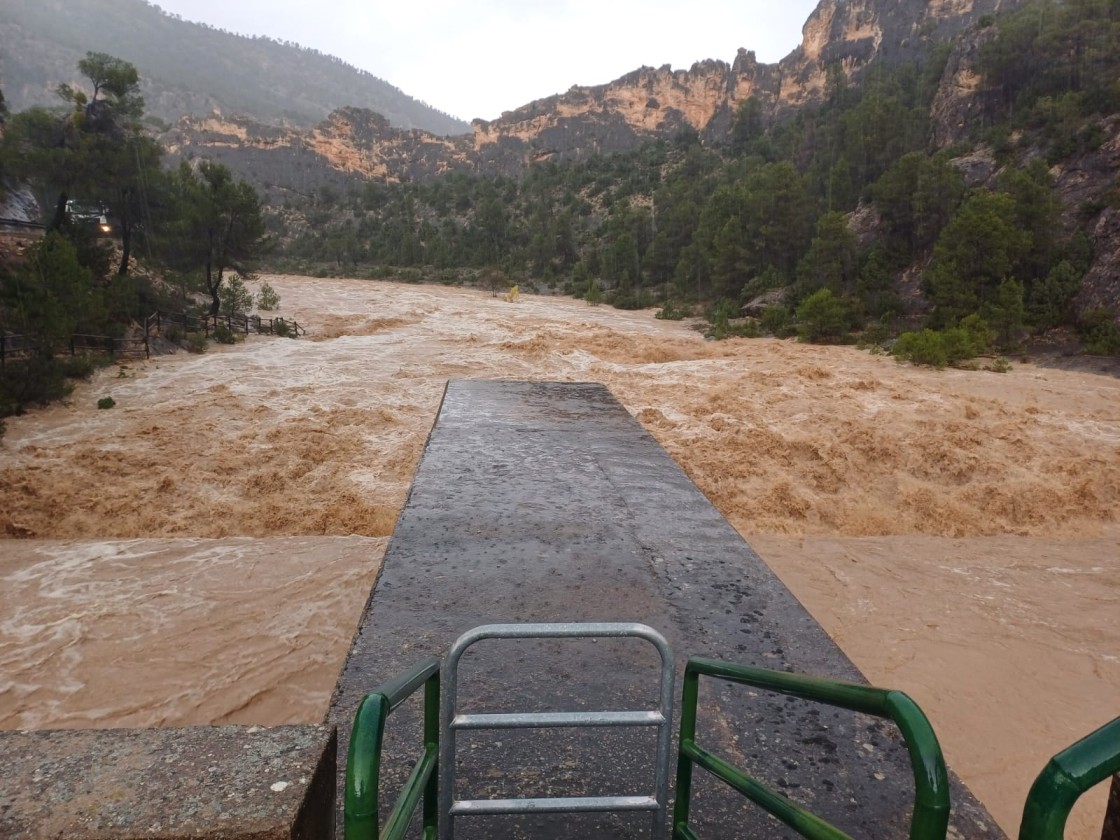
[1,379,1004,839]
[329,380,1004,840]
[0,726,336,839]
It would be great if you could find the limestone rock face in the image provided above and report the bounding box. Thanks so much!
[930,24,1001,147]
[949,147,999,188]
[1054,117,1120,312]
[473,55,780,154]
[164,109,478,196]
[0,181,40,224]
[170,0,1027,191]
[1081,206,1120,311]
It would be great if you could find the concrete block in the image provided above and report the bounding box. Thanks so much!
[0,725,335,839]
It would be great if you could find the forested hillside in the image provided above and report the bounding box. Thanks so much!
[269,55,951,308]
[0,0,469,135]
[268,0,1120,361]
[3,0,1118,382]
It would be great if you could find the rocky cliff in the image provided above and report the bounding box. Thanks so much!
[926,14,1120,316]
[167,0,1026,193]
[164,110,474,198]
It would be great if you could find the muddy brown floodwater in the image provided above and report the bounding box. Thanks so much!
[1,276,1117,837]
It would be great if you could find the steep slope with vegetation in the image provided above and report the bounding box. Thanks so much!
[163,0,1023,185]
[267,56,949,308]
[263,0,1120,363]
[0,54,276,426]
[0,0,469,135]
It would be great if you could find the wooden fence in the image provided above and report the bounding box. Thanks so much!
[149,311,306,339]
[71,334,149,360]
[1,310,305,368]
[0,334,39,368]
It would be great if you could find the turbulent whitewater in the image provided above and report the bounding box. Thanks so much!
[1,276,1116,838]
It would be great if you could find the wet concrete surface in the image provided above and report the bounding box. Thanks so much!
[0,725,335,839]
[329,380,1003,839]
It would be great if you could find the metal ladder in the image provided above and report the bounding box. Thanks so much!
[439,622,676,840]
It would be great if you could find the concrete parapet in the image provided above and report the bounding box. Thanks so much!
[0,725,335,839]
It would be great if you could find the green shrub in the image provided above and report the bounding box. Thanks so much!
[736,319,762,338]
[437,269,461,286]
[1079,122,1106,153]
[212,324,238,344]
[655,300,686,321]
[220,274,254,318]
[1080,308,1120,355]
[858,319,893,349]
[707,298,739,339]
[760,305,792,337]
[892,318,994,368]
[939,327,977,365]
[608,288,654,310]
[256,282,281,311]
[959,314,996,355]
[97,396,116,410]
[740,266,786,303]
[60,355,105,380]
[273,319,293,338]
[0,357,75,415]
[893,329,949,368]
[796,289,851,343]
[185,332,208,354]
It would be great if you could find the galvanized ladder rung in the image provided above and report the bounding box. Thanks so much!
[450,795,659,817]
[439,622,675,840]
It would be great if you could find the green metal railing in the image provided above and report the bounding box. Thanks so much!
[345,656,442,840]
[672,657,950,840]
[345,632,1118,840]
[1019,716,1120,840]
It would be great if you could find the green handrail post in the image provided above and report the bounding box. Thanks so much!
[673,664,698,838]
[423,671,440,834]
[672,657,950,840]
[345,656,442,840]
[1019,716,1120,840]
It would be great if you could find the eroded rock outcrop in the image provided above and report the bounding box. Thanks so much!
[930,23,1003,147]
[169,0,1027,192]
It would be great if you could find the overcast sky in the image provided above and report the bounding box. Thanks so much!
[149,0,822,122]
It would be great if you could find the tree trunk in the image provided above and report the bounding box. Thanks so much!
[117,219,132,276]
[206,259,220,316]
[50,192,68,232]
